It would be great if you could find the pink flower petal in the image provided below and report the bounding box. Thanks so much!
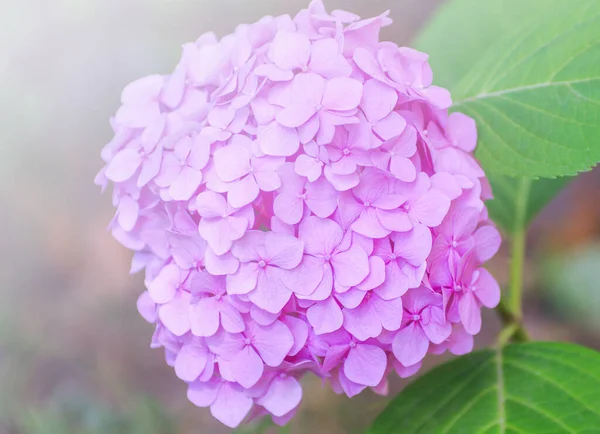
[322,77,363,111]
[190,297,220,337]
[307,297,343,335]
[175,344,208,382]
[410,189,451,227]
[343,300,380,341]
[331,245,370,287]
[459,290,482,335]
[252,320,294,366]
[392,322,429,367]
[230,345,264,388]
[159,291,192,336]
[473,268,501,308]
[227,175,260,208]
[213,141,251,182]
[264,232,304,269]
[474,226,501,263]
[256,376,302,417]
[248,269,292,313]
[210,382,253,428]
[106,148,141,182]
[257,121,300,157]
[344,344,386,386]
[269,32,311,70]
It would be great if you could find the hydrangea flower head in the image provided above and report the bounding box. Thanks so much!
[97,0,501,428]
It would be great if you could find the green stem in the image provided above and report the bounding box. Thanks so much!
[509,178,531,320]
[496,177,531,344]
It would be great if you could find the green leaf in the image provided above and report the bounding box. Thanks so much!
[485,173,571,233]
[417,0,600,179]
[368,342,600,433]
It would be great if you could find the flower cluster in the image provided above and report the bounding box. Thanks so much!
[96,0,501,428]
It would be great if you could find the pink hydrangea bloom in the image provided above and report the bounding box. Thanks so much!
[96,0,501,428]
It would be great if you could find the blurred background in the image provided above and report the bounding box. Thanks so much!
[1,0,599,433]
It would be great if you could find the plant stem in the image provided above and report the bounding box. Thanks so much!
[510,178,531,320]
[496,299,529,343]
[496,177,531,344]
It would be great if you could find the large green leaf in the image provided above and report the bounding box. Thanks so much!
[485,174,571,233]
[368,342,600,433]
[417,0,600,179]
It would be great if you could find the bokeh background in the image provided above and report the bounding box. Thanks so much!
[1,0,599,433]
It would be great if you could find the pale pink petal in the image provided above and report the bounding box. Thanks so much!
[248,269,291,313]
[305,178,338,218]
[282,315,309,356]
[351,208,390,238]
[324,168,360,191]
[256,376,302,417]
[331,245,370,287]
[269,31,311,70]
[307,297,343,335]
[252,320,294,366]
[361,79,397,122]
[298,114,320,144]
[257,121,300,157]
[419,85,452,109]
[357,256,386,291]
[410,189,451,227]
[121,75,163,103]
[473,268,501,308]
[422,307,452,344]
[264,232,304,269]
[199,216,247,256]
[115,103,160,128]
[230,345,264,388]
[277,105,317,128]
[430,172,462,200]
[295,153,323,181]
[254,170,282,193]
[204,249,240,275]
[281,255,324,296]
[372,295,404,332]
[117,195,139,232]
[322,77,363,111]
[344,344,386,386]
[137,147,162,187]
[227,175,260,208]
[309,38,352,78]
[213,142,251,182]
[474,226,501,263]
[170,166,203,200]
[159,291,192,336]
[175,344,208,382]
[373,112,407,141]
[226,262,259,295]
[187,379,219,407]
[459,290,482,335]
[137,291,157,323]
[392,224,432,266]
[343,300,380,341]
[148,263,180,304]
[106,148,141,182]
[273,193,304,225]
[335,287,367,308]
[190,297,220,337]
[448,112,477,152]
[298,216,343,256]
[210,382,253,428]
[195,191,227,218]
[392,323,429,367]
[376,208,413,233]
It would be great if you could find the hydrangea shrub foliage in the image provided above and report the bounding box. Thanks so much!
[96,0,600,431]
